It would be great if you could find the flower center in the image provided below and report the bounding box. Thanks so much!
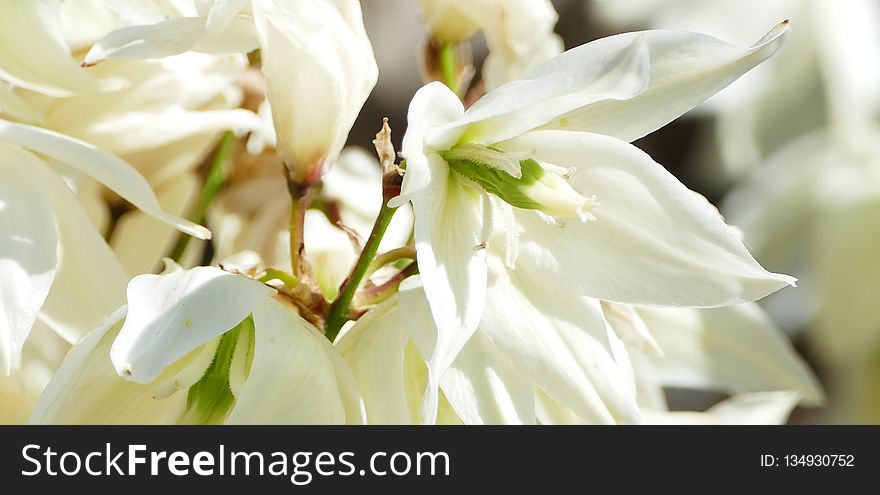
[439,143,595,222]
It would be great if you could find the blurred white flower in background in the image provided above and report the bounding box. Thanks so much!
[86,0,378,187]
[591,0,880,421]
[419,0,564,90]
[591,0,880,180]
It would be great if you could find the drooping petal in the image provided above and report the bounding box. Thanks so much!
[637,304,823,405]
[336,298,414,424]
[85,17,208,64]
[30,307,191,424]
[503,130,795,307]
[405,171,487,421]
[0,120,211,239]
[0,0,101,96]
[0,145,57,373]
[226,298,364,424]
[84,16,259,65]
[110,266,275,383]
[31,156,128,344]
[478,255,640,424]
[441,330,536,425]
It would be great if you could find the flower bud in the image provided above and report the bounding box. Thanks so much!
[253,0,378,186]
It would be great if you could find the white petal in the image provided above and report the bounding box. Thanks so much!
[336,298,414,424]
[535,23,790,142]
[440,23,788,145]
[32,157,128,344]
[637,304,823,405]
[437,32,650,146]
[206,0,248,35]
[227,299,364,424]
[302,209,357,298]
[478,255,640,424]
[30,306,190,424]
[252,0,377,182]
[85,17,206,64]
[0,121,211,239]
[0,82,43,124]
[0,0,101,96]
[110,266,275,383]
[504,130,795,306]
[441,330,536,425]
[394,81,464,207]
[601,301,663,356]
[65,108,261,156]
[534,388,587,425]
[406,172,487,420]
[105,0,198,24]
[85,15,259,65]
[0,145,57,373]
[0,320,69,423]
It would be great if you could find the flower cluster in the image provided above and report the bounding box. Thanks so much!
[1,0,820,424]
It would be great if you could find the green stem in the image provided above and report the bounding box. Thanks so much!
[353,261,419,308]
[168,131,235,263]
[366,246,417,276]
[258,268,298,289]
[324,202,398,342]
[438,41,459,96]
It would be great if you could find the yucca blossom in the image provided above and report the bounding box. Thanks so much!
[391,23,797,420]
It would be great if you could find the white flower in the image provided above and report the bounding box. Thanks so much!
[393,24,796,418]
[0,0,116,97]
[419,0,564,89]
[338,277,820,424]
[84,0,379,186]
[339,275,637,424]
[31,262,364,424]
[1,0,260,279]
[0,122,208,374]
